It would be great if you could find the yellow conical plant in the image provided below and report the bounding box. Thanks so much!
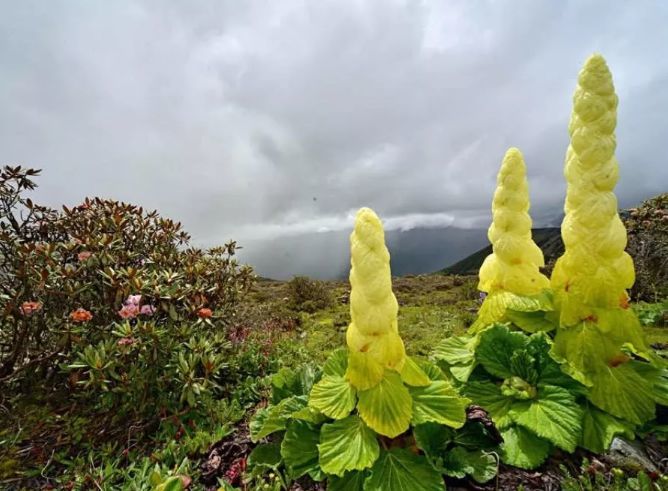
[550,54,654,425]
[471,148,551,332]
[345,207,407,390]
[551,54,637,327]
[478,147,550,296]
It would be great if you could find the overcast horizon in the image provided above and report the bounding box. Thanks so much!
[2,1,667,278]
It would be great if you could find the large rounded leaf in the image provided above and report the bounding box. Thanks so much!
[510,384,582,452]
[309,375,356,419]
[400,356,430,387]
[410,380,470,428]
[357,371,412,438]
[281,420,321,479]
[318,415,380,477]
[364,448,443,491]
[499,426,551,470]
[328,470,367,491]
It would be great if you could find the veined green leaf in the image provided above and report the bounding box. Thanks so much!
[506,310,556,333]
[248,441,282,469]
[318,415,380,477]
[581,404,634,454]
[292,406,327,424]
[588,363,655,425]
[463,381,513,429]
[499,426,551,470]
[309,375,356,420]
[476,325,527,379]
[281,420,321,479]
[413,422,455,458]
[270,365,318,404]
[432,335,477,365]
[400,356,430,387]
[410,380,470,428]
[357,371,412,438]
[328,470,367,491]
[249,396,307,442]
[417,359,449,382]
[441,447,497,483]
[364,448,443,491]
[323,348,348,377]
[510,385,583,452]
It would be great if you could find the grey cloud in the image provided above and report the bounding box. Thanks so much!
[1,0,667,278]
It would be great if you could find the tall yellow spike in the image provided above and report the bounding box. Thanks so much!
[345,208,406,390]
[551,54,635,326]
[479,147,549,296]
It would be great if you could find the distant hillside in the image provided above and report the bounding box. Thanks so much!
[439,228,563,275]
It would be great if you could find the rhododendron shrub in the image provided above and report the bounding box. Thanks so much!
[0,167,255,422]
[249,209,496,490]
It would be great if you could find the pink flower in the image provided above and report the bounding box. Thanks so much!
[77,251,92,262]
[118,304,139,319]
[125,294,142,306]
[20,301,42,316]
[70,308,93,323]
[117,337,135,347]
[140,304,156,316]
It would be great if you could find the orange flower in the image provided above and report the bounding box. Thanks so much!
[197,307,213,319]
[20,301,42,316]
[70,308,93,323]
[77,251,92,262]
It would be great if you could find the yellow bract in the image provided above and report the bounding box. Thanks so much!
[551,54,635,326]
[478,147,549,296]
[345,208,406,390]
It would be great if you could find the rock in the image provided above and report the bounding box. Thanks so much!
[604,437,659,473]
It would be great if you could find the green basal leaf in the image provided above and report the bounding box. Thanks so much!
[248,441,282,469]
[506,310,556,333]
[292,406,327,424]
[442,447,497,483]
[323,348,349,377]
[413,422,455,461]
[410,380,470,428]
[250,396,307,442]
[400,356,430,387]
[581,404,634,454]
[449,362,477,383]
[630,361,668,407]
[281,420,321,479]
[464,380,513,429]
[473,291,553,332]
[309,375,356,420]
[271,366,318,404]
[499,426,551,470]
[588,363,655,425]
[364,448,444,491]
[476,325,527,379]
[453,420,502,451]
[432,335,477,365]
[328,470,367,491]
[357,371,412,438]
[510,384,583,452]
[318,415,380,477]
[417,359,449,381]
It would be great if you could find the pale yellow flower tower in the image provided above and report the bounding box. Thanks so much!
[472,148,550,331]
[345,208,407,390]
[479,148,550,296]
[551,54,636,327]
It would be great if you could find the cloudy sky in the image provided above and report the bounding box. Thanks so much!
[1,1,667,278]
